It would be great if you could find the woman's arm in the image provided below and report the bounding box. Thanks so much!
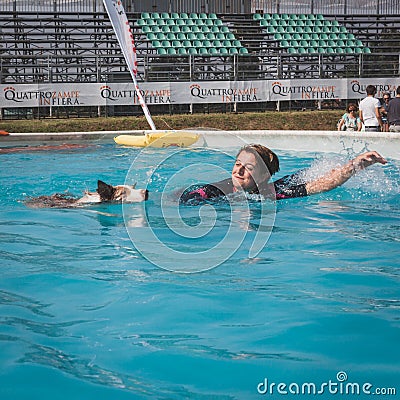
[356,118,363,131]
[305,151,387,195]
[337,117,345,131]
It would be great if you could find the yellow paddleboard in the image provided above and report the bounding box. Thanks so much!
[114,131,199,148]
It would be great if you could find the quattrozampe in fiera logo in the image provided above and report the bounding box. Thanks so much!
[257,371,397,396]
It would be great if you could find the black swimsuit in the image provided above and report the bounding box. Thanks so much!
[180,175,308,204]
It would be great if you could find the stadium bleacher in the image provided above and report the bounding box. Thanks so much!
[0,9,399,85]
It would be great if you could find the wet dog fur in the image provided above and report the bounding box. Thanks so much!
[25,180,148,208]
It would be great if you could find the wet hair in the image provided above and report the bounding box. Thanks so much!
[237,144,280,176]
[366,85,377,96]
[346,103,358,112]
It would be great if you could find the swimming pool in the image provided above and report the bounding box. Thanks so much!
[1,141,399,399]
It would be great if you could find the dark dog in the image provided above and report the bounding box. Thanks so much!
[25,180,148,208]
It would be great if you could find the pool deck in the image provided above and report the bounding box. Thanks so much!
[1,129,399,159]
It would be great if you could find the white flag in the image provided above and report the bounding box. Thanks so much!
[103,0,156,130]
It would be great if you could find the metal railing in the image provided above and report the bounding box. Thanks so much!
[0,0,399,14]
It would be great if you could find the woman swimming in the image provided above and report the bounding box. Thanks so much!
[179,144,387,204]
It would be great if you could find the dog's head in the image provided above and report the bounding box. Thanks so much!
[97,180,148,203]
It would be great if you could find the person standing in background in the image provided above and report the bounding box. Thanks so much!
[387,86,400,133]
[380,92,391,132]
[359,85,383,132]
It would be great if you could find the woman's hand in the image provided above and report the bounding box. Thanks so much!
[352,151,387,171]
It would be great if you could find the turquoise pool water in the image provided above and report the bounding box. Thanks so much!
[0,143,399,399]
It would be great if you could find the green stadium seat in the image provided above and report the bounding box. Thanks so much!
[208,47,218,55]
[307,14,316,20]
[339,26,347,33]
[188,25,199,33]
[210,26,220,33]
[142,26,152,34]
[176,32,186,40]
[220,26,230,33]
[298,14,307,20]
[187,47,198,55]
[338,33,347,40]
[295,26,304,33]
[166,32,176,40]
[166,19,175,26]
[336,39,345,47]
[335,48,345,54]
[208,13,217,19]
[189,13,199,19]
[219,47,229,55]
[147,32,157,41]
[282,33,291,40]
[185,19,195,26]
[266,26,275,34]
[182,40,192,48]
[155,32,165,41]
[314,20,323,27]
[239,47,249,54]
[137,18,146,27]
[289,14,298,20]
[202,40,212,47]
[157,48,167,55]
[316,14,324,20]
[186,32,196,40]
[172,40,182,48]
[201,25,210,33]
[281,13,290,20]
[161,25,170,33]
[311,33,319,40]
[290,39,300,47]
[320,33,329,40]
[347,33,355,40]
[331,26,340,34]
[232,40,242,47]
[167,48,177,55]
[229,47,239,54]
[363,47,371,53]
[317,47,325,53]
[299,40,308,47]
[216,32,226,40]
[198,47,208,55]
[292,33,301,40]
[161,12,170,19]
[354,47,363,54]
[145,18,156,26]
[212,40,222,48]
[346,39,355,47]
[298,47,307,54]
[199,13,208,19]
[223,40,233,47]
[329,33,338,40]
[179,12,189,19]
[325,47,335,54]
[276,26,285,33]
[206,32,216,40]
[264,13,272,21]
[302,33,311,40]
[197,32,206,40]
[181,26,191,33]
[323,20,332,27]
[287,47,297,54]
[161,40,171,48]
[151,12,160,19]
[274,33,283,40]
[286,26,295,33]
[307,47,317,53]
[327,40,336,47]
[171,25,181,33]
[287,19,296,27]
[141,12,150,19]
[313,26,322,33]
[279,20,288,27]
[344,47,354,53]
[281,40,290,47]
[272,13,280,20]
[310,39,318,47]
[171,12,179,19]
[253,13,262,21]
[152,40,161,47]
[177,48,187,55]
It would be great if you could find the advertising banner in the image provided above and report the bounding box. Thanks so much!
[1,78,400,109]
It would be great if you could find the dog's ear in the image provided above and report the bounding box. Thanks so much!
[97,180,116,201]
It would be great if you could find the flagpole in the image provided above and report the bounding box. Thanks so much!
[103,0,157,131]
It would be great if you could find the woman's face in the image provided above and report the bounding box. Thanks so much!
[231,150,269,192]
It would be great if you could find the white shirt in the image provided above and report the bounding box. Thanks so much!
[359,96,381,127]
